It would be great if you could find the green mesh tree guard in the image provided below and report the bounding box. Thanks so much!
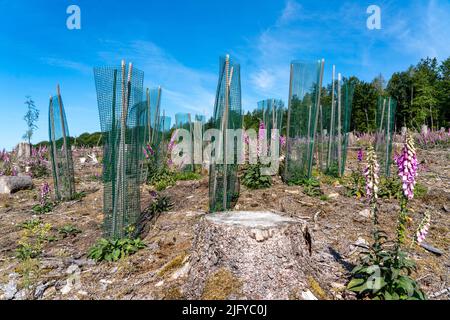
[209,55,242,212]
[175,113,194,171]
[48,86,76,201]
[256,99,285,139]
[141,87,162,181]
[317,69,355,177]
[93,61,145,239]
[152,113,171,169]
[284,60,324,183]
[146,87,162,146]
[375,96,397,176]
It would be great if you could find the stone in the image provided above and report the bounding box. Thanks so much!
[171,262,190,280]
[100,279,113,291]
[348,237,369,256]
[66,264,80,274]
[358,208,372,218]
[328,193,339,199]
[34,281,55,299]
[0,176,33,194]
[87,153,99,164]
[301,290,318,300]
[0,274,18,300]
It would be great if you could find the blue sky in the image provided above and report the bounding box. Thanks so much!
[1,0,449,150]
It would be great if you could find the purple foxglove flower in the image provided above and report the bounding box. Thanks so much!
[149,190,158,198]
[146,144,154,156]
[40,182,51,205]
[357,148,364,162]
[280,135,286,147]
[395,131,418,200]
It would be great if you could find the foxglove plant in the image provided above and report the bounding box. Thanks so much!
[348,135,427,300]
[357,148,364,162]
[24,146,49,178]
[363,145,380,201]
[143,144,155,159]
[0,149,18,176]
[279,135,286,148]
[241,121,273,189]
[33,182,54,214]
[40,182,51,206]
[363,145,382,246]
[413,211,431,246]
[394,131,418,246]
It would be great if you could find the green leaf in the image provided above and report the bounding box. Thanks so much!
[347,278,367,292]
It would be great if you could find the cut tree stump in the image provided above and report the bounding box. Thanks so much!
[0,176,33,194]
[185,211,315,300]
[16,142,32,160]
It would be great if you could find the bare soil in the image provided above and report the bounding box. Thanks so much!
[0,147,448,300]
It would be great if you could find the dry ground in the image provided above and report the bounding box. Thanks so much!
[0,147,448,300]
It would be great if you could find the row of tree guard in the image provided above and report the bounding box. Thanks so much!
[46,57,396,239]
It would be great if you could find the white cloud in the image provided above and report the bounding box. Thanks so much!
[96,40,217,118]
[277,0,303,26]
[40,57,91,74]
[378,0,450,61]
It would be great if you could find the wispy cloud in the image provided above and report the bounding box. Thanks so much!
[276,0,303,26]
[385,0,450,60]
[97,40,217,117]
[40,57,91,74]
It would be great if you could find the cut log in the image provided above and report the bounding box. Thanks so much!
[0,176,33,194]
[185,211,314,300]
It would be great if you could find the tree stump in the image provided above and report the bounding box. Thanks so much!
[0,176,33,194]
[185,211,314,299]
[16,142,31,160]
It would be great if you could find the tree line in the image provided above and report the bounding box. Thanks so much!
[349,56,450,132]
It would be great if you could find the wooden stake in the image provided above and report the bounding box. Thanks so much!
[222,55,231,210]
[386,97,391,176]
[310,59,324,178]
[337,73,342,177]
[327,65,336,168]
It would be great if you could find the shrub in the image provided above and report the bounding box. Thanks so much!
[241,164,271,190]
[58,225,82,238]
[24,146,49,178]
[16,222,53,261]
[88,238,146,262]
[348,235,426,300]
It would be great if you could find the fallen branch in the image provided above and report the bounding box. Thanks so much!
[420,242,443,256]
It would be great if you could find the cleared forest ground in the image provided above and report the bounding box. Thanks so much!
[0,147,448,300]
